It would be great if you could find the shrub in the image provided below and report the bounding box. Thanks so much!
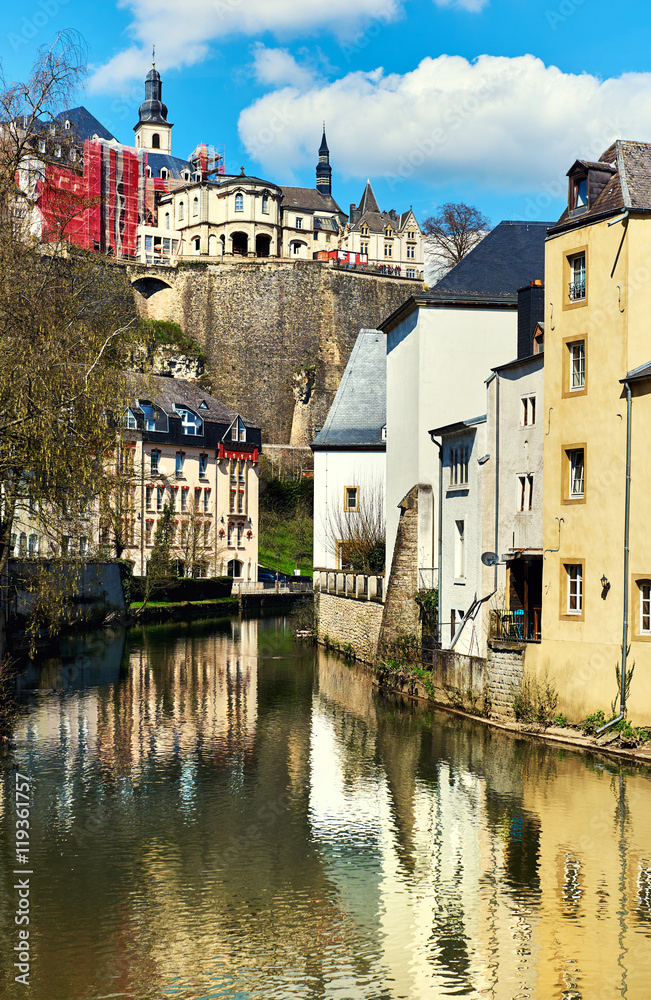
[513,672,559,728]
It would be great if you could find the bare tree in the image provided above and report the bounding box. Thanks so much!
[323,476,385,573]
[423,202,491,272]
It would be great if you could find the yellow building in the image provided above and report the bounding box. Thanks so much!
[527,141,651,725]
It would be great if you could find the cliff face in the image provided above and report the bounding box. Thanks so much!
[129,261,421,444]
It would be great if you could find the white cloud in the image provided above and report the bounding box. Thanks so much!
[434,0,489,10]
[88,0,402,94]
[237,54,648,198]
[252,44,316,90]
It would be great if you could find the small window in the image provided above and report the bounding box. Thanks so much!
[344,486,359,512]
[568,448,585,499]
[450,446,469,487]
[183,170,190,181]
[79,536,88,557]
[565,564,583,615]
[229,417,246,442]
[199,454,208,478]
[181,487,188,511]
[454,520,465,579]
[517,474,534,512]
[296,217,303,229]
[407,244,415,259]
[640,581,651,634]
[160,168,168,180]
[169,487,177,512]
[164,212,170,230]
[125,408,137,429]
[178,201,184,221]
[384,243,393,257]
[38,139,46,154]
[228,523,234,546]
[521,395,536,426]
[146,486,153,509]
[156,486,164,511]
[569,341,585,391]
[203,489,210,512]
[572,176,588,210]
[175,453,184,477]
[237,524,243,546]
[150,451,160,475]
[235,193,243,212]
[145,165,152,177]
[28,534,38,557]
[193,196,199,217]
[152,133,160,149]
[204,523,211,548]
[569,253,586,301]
[262,194,269,214]
[54,144,61,158]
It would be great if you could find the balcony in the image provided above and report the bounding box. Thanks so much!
[490,608,541,643]
[568,278,586,301]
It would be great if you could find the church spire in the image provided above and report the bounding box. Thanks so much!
[316,124,332,197]
[134,59,173,154]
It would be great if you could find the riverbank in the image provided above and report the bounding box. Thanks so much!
[129,597,239,623]
[374,663,651,768]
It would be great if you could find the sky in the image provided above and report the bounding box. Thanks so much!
[4,0,651,228]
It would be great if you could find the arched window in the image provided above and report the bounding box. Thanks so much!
[235,193,244,212]
[164,212,170,230]
[160,168,168,180]
[152,133,160,149]
[262,194,269,214]
[193,236,200,254]
[19,532,27,556]
[183,170,190,181]
[145,165,152,177]
[228,559,244,579]
[178,201,184,221]
[193,196,199,217]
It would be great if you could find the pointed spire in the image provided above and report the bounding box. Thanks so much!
[316,123,332,197]
[358,180,380,216]
[319,123,329,155]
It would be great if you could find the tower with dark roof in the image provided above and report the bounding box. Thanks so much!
[316,126,332,197]
[134,59,173,154]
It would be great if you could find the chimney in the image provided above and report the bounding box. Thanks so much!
[517,280,544,359]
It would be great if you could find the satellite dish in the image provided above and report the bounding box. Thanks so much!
[481,551,499,567]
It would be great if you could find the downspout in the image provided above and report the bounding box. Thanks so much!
[597,380,632,734]
[428,433,443,647]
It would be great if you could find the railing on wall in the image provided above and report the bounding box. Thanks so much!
[313,568,385,603]
[490,608,541,643]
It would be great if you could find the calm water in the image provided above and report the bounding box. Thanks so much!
[1,616,651,1000]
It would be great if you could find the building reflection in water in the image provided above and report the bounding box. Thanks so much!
[2,619,651,1000]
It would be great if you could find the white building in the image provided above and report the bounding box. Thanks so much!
[380,221,549,597]
[340,181,425,278]
[312,329,386,570]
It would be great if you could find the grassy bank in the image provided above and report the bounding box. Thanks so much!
[258,509,313,577]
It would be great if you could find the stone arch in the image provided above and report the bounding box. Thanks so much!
[256,233,271,257]
[131,276,172,299]
[231,232,249,256]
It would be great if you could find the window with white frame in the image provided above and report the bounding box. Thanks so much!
[454,520,465,579]
[203,489,210,512]
[262,194,269,214]
[156,486,164,511]
[568,448,585,498]
[175,452,184,477]
[150,450,160,475]
[361,242,369,254]
[145,486,153,509]
[176,407,203,436]
[569,341,586,390]
[517,474,534,512]
[204,523,211,548]
[450,445,469,487]
[521,395,536,426]
[181,487,188,511]
[227,523,234,545]
[199,454,208,478]
[235,193,243,211]
[178,201,184,221]
[407,244,415,259]
[237,524,243,546]
[296,217,303,229]
[193,196,199,217]
[640,581,651,633]
[164,212,170,230]
[344,486,359,512]
[384,243,393,257]
[569,253,586,301]
[565,563,583,614]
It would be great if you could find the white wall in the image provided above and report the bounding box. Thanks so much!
[385,305,518,578]
[313,449,386,569]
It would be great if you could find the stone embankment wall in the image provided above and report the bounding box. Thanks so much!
[128,261,421,445]
[315,592,384,663]
[379,485,427,649]
[487,644,524,717]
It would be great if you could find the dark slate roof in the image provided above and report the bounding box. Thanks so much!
[312,329,386,448]
[319,128,330,154]
[132,375,257,427]
[357,180,380,215]
[621,360,651,383]
[281,186,345,216]
[147,152,193,178]
[55,107,117,142]
[429,414,486,437]
[552,140,651,233]
[423,221,549,303]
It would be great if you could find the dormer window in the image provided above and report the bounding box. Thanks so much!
[124,408,137,429]
[571,175,588,211]
[145,166,152,178]
[160,168,168,180]
[229,417,246,442]
[175,406,203,436]
[139,401,168,433]
[361,226,369,236]
[182,170,190,181]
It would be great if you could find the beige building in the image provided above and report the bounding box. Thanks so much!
[340,180,425,278]
[527,140,651,725]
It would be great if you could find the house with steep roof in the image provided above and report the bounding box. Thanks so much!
[379,220,550,625]
[524,139,651,725]
[312,329,386,571]
[340,180,424,278]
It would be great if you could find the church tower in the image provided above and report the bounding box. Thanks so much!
[316,126,332,197]
[134,56,173,155]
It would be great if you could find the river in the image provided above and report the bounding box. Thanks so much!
[1,615,650,999]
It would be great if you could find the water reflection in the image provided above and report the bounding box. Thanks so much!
[0,617,650,1000]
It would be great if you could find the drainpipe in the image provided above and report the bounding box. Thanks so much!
[597,381,632,735]
[428,433,443,647]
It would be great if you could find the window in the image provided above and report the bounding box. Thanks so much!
[454,520,465,579]
[194,487,202,510]
[296,217,303,229]
[193,196,199,217]
[534,326,544,354]
[145,521,153,546]
[152,133,160,149]
[169,487,177,512]
[570,341,585,391]
[204,523,211,548]
[407,244,415,259]
[517,474,534,512]
[203,489,210,512]
[567,448,585,499]
[569,253,586,301]
[384,243,393,257]
[229,417,246,442]
[199,454,208,478]
[565,564,583,615]
[640,582,651,634]
[450,446,469,487]
[60,535,68,557]
[326,234,331,242]
[521,395,536,426]
[571,175,588,210]
[228,523,234,545]
[235,193,243,212]
[38,139,46,154]
[156,487,164,511]
[177,407,203,436]
[10,533,15,556]
[28,534,38,557]
[164,212,170,230]
[79,536,88,557]
[344,486,359,512]
[361,242,369,254]
[54,144,61,158]
[181,487,189,511]
[237,524,243,546]
[361,227,369,236]
[125,408,137,429]
[175,452,184,477]
[178,201,184,221]
[406,268,416,278]
[262,195,269,214]
[160,168,168,180]
[146,486,153,509]
[150,451,160,474]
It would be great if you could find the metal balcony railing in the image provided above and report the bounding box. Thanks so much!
[568,279,586,301]
[491,608,541,642]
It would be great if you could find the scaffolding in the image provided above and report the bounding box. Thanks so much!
[189,142,225,176]
[83,139,147,258]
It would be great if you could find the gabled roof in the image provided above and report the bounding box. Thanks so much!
[552,140,651,233]
[132,375,257,427]
[312,329,386,448]
[423,221,548,304]
[281,186,345,215]
[55,107,117,143]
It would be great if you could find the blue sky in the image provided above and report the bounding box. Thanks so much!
[4,0,651,228]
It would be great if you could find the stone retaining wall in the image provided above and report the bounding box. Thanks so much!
[487,643,525,717]
[315,592,384,663]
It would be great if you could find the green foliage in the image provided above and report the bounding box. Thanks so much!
[137,319,206,364]
[614,719,651,747]
[117,559,133,606]
[513,672,559,728]
[611,649,635,717]
[554,714,568,728]
[580,710,606,735]
[378,628,422,666]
